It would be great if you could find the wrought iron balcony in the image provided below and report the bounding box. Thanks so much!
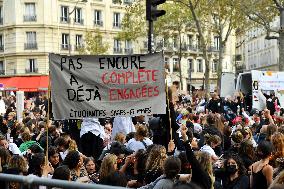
[0,45,4,51]
[113,48,122,53]
[60,17,70,23]
[25,68,39,73]
[125,48,133,54]
[61,44,70,50]
[24,43,38,50]
[0,70,4,75]
[23,15,37,22]
[74,18,84,25]
[113,22,121,29]
[94,20,103,27]
[0,18,3,25]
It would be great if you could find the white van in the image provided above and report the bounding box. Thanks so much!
[236,70,284,111]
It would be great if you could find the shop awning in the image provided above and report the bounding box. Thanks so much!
[0,76,49,91]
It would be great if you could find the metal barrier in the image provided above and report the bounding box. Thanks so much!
[0,173,125,189]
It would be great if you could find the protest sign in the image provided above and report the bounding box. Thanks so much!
[49,53,166,119]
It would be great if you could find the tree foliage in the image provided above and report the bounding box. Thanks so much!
[79,29,109,55]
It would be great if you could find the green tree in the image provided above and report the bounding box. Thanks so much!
[240,0,283,70]
[79,29,109,55]
[119,1,193,90]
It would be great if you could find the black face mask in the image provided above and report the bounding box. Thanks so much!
[226,164,238,174]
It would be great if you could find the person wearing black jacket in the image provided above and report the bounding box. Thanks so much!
[207,93,223,114]
[214,154,249,189]
[181,126,212,189]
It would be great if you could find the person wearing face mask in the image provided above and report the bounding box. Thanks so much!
[220,154,249,189]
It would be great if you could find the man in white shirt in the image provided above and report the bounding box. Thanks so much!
[0,135,21,155]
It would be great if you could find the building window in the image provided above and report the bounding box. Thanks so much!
[75,35,83,50]
[26,59,38,73]
[25,32,37,49]
[74,8,83,24]
[113,39,122,53]
[61,6,69,23]
[197,59,203,72]
[113,13,121,28]
[214,36,220,50]
[125,40,133,54]
[0,61,4,75]
[61,33,69,49]
[94,10,103,26]
[173,36,178,49]
[188,59,194,72]
[165,57,169,71]
[212,60,217,72]
[24,3,36,21]
[0,6,3,25]
[0,34,3,51]
[173,58,179,72]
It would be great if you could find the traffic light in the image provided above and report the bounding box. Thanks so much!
[146,0,166,21]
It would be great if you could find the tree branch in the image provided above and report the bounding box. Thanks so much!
[272,0,284,9]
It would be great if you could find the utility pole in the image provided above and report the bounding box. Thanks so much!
[146,0,166,54]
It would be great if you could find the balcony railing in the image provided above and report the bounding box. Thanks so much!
[113,48,122,53]
[25,68,39,73]
[0,45,4,51]
[75,45,84,50]
[113,22,121,29]
[61,44,70,50]
[6,69,17,75]
[60,17,70,23]
[0,70,4,75]
[23,15,37,22]
[124,0,132,4]
[208,46,219,52]
[74,18,84,25]
[125,48,133,54]
[94,20,103,27]
[24,43,38,50]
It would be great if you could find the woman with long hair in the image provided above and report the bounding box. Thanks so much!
[84,157,99,183]
[28,153,53,178]
[194,151,214,189]
[62,150,88,182]
[239,139,255,170]
[99,154,127,187]
[220,154,249,189]
[251,141,274,189]
[144,145,167,184]
[271,132,284,168]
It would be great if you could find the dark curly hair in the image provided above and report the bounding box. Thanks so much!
[62,150,80,170]
[224,154,247,176]
[28,153,45,177]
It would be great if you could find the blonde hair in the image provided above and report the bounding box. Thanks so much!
[194,151,213,176]
[146,145,167,171]
[99,154,117,179]
[114,133,126,144]
[63,135,78,151]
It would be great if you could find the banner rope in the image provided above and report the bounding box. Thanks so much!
[165,82,172,140]
[45,72,51,165]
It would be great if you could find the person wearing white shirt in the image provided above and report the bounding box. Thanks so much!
[111,116,135,141]
[126,124,153,152]
[0,135,21,155]
[200,134,221,161]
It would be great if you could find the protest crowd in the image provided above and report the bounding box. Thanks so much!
[1,84,284,189]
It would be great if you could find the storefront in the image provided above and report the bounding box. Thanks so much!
[0,75,49,97]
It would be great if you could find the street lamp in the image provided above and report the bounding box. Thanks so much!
[68,0,88,55]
